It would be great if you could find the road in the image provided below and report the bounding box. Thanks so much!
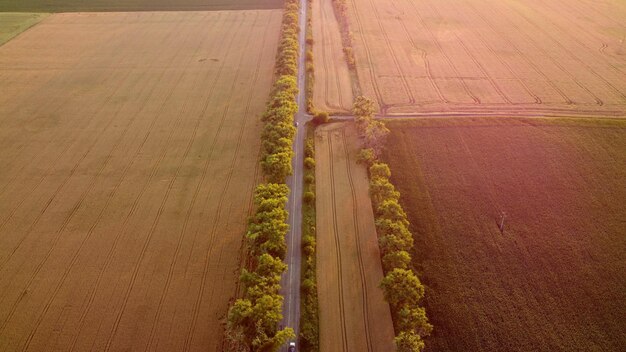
[280,0,311,349]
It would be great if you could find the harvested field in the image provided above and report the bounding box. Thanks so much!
[0,13,48,47]
[0,10,281,352]
[347,0,626,116]
[384,118,626,351]
[315,123,395,352]
[0,0,282,12]
[312,0,354,113]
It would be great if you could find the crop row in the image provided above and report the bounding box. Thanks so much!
[354,97,432,351]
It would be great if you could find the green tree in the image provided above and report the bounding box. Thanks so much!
[262,151,293,183]
[370,163,391,179]
[394,331,425,352]
[397,305,433,337]
[380,268,425,309]
[377,199,409,226]
[353,95,376,118]
[382,250,411,271]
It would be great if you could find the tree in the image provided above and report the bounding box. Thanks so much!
[312,111,329,125]
[377,199,409,226]
[382,250,411,271]
[262,152,293,183]
[394,331,425,352]
[364,120,390,155]
[357,148,376,166]
[370,163,391,179]
[397,305,433,337]
[370,177,400,209]
[353,95,376,118]
[304,157,315,170]
[380,268,425,309]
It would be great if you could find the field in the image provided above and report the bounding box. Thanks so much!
[0,13,49,47]
[346,0,626,116]
[383,118,626,351]
[0,0,282,12]
[315,123,395,352]
[311,0,354,113]
[0,10,280,352]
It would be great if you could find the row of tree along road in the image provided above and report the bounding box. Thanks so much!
[226,0,302,350]
[354,97,433,351]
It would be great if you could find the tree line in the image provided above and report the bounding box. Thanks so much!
[299,137,320,351]
[261,0,301,183]
[226,0,302,350]
[353,97,432,352]
[227,184,294,351]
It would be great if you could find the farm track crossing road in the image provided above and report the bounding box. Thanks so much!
[280,0,311,349]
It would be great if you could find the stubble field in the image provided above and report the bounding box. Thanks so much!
[384,118,626,351]
[0,10,280,352]
[315,123,395,352]
[311,0,354,113]
[346,0,626,116]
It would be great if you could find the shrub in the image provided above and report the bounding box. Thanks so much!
[312,111,329,125]
[357,148,376,166]
[304,157,315,170]
[303,191,315,204]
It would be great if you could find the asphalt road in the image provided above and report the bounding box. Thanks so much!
[280,0,311,349]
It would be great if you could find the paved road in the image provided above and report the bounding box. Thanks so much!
[280,0,311,349]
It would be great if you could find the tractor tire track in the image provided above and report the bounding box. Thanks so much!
[181,12,262,352]
[341,127,373,352]
[462,0,604,106]
[327,130,349,352]
[364,0,416,106]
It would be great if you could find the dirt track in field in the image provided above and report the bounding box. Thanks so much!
[346,0,626,116]
[311,0,354,113]
[0,11,280,352]
[315,123,395,352]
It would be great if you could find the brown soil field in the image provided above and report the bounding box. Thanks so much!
[315,123,395,352]
[0,10,280,352]
[384,118,626,351]
[312,0,354,113]
[346,0,626,116]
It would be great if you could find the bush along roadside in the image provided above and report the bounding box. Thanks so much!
[261,0,301,183]
[226,0,302,350]
[299,134,319,351]
[353,96,433,351]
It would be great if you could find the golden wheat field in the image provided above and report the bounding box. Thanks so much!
[346,0,626,116]
[0,10,280,352]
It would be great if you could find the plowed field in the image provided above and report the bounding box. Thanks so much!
[384,118,626,351]
[347,0,626,116]
[312,0,353,113]
[315,123,395,352]
[0,10,280,352]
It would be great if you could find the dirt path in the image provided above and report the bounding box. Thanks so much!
[315,123,395,352]
[0,11,280,352]
[312,0,354,113]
